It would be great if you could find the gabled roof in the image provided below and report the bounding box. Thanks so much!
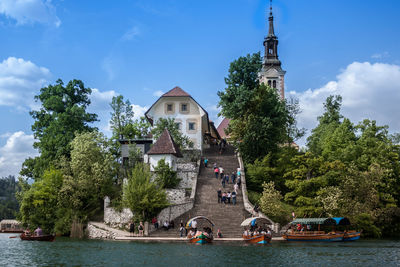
[162,86,190,97]
[217,118,230,138]
[147,128,183,157]
[144,86,210,133]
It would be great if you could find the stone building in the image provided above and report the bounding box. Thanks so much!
[145,86,210,151]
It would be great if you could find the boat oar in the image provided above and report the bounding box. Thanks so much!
[9,236,18,238]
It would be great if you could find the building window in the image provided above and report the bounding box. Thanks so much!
[188,122,196,131]
[273,80,277,88]
[268,80,272,87]
[181,104,187,112]
[165,103,174,114]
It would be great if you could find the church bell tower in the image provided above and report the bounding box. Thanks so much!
[259,0,286,99]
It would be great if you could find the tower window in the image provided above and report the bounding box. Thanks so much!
[273,80,277,88]
[268,80,272,87]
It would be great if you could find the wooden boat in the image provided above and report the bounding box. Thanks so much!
[186,216,215,244]
[283,218,344,242]
[331,217,361,241]
[20,233,55,242]
[240,217,273,244]
[242,234,272,244]
[283,217,361,242]
[187,232,213,244]
[282,231,344,242]
[343,230,361,241]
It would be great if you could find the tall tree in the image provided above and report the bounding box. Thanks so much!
[21,79,97,180]
[109,95,135,139]
[218,52,295,163]
[123,163,169,221]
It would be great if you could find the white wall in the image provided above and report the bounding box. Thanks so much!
[149,154,176,171]
[147,97,206,150]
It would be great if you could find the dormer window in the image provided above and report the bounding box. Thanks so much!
[181,104,187,111]
[167,104,173,111]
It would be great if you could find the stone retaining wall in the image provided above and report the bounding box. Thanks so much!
[166,189,186,204]
[237,152,280,233]
[87,223,116,239]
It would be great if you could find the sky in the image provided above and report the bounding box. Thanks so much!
[1,0,400,177]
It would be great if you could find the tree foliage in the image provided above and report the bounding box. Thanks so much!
[19,169,63,233]
[110,95,135,140]
[21,79,98,180]
[0,176,20,220]
[245,94,400,237]
[154,158,180,189]
[218,53,295,163]
[152,118,193,149]
[259,181,292,225]
[18,131,116,235]
[123,163,169,221]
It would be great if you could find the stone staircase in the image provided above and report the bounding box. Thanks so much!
[152,145,251,237]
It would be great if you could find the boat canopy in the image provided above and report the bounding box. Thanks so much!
[240,217,273,227]
[331,217,351,225]
[186,216,215,229]
[290,218,336,225]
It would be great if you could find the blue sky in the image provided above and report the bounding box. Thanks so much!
[1,0,400,177]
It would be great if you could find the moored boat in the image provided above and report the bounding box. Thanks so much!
[282,231,344,242]
[241,217,273,244]
[343,230,361,241]
[187,232,213,244]
[283,217,361,242]
[186,216,215,244]
[331,217,361,241]
[20,233,55,242]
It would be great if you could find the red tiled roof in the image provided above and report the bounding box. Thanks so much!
[162,86,190,97]
[217,118,230,138]
[147,128,183,157]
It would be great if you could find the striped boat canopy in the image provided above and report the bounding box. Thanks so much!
[240,217,273,227]
[185,216,215,229]
[290,218,336,225]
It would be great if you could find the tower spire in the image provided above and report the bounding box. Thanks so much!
[268,0,275,37]
[260,0,286,99]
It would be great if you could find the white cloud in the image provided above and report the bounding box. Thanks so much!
[0,57,50,111]
[371,51,390,59]
[152,90,164,97]
[0,0,60,27]
[121,26,140,41]
[0,131,38,177]
[291,61,400,146]
[132,104,148,119]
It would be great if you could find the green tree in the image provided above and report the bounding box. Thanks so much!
[21,79,98,180]
[123,163,169,221]
[19,169,63,233]
[57,131,115,233]
[259,181,292,225]
[0,176,20,220]
[152,118,193,149]
[218,53,293,163]
[307,95,343,155]
[110,95,135,139]
[154,159,180,189]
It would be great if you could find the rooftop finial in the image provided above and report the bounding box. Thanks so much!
[270,0,273,16]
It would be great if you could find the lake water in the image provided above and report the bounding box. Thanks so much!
[1,233,399,266]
